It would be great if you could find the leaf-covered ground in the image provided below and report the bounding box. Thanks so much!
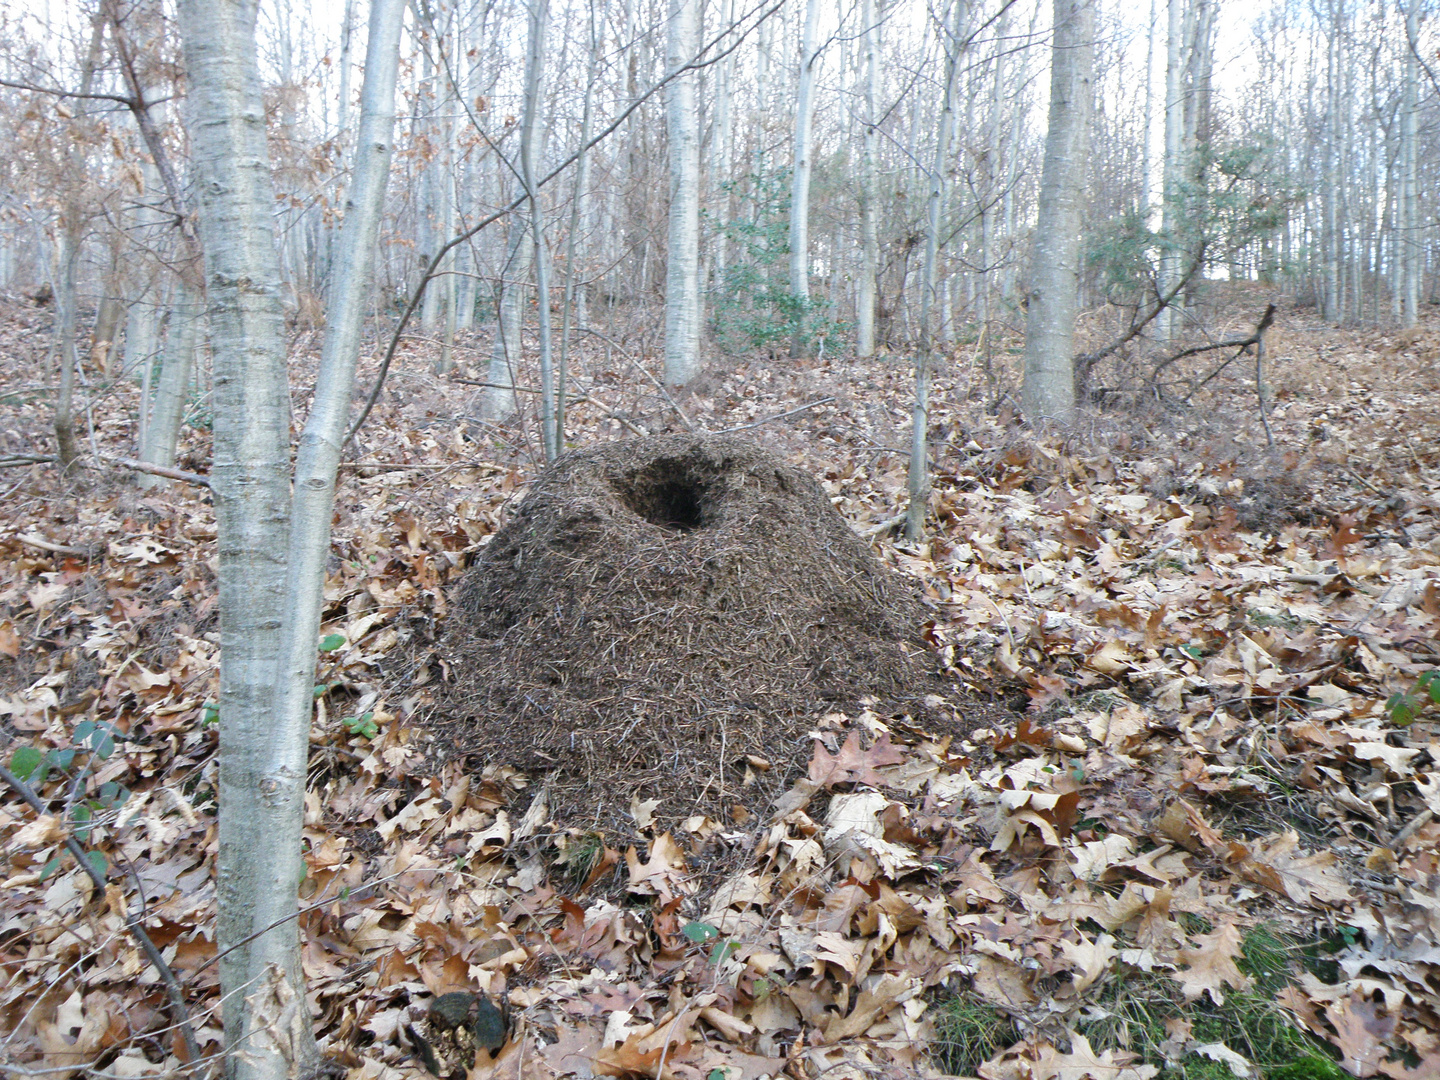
[2,295,1439,1080]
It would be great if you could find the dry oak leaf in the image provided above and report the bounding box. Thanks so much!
[37,989,111,1080]
[1032,1034,1159,1080]
[1174,923,1253,1005]
[1191,1044,1255,1078]
[1323,993,1397,1078]
[624,832,690,901]
[1275,985,1328,1038]
[1068,835,1135,882]
[808,730,905,788]
[1381,1054,1440,1080]
[11,812,66,848]
[820,972,919,1043]
[1058,932,1119,996]
[1238,831,1352,907]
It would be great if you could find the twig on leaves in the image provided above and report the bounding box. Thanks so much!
[15,533,96,558]
[716,397,835,433]
[0,762,202,1066]
[862,513,907,539]
[1391,808,1434,851]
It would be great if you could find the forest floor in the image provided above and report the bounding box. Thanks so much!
[1,288,1439,1080]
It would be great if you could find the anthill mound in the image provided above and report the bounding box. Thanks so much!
[434,433,975,828]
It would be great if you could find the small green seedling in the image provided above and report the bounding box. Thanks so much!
[73,720,117,760]
[319,634,347,652]
[343,711,379,740]
[1387,670,1440,726]
[9,746,43,781]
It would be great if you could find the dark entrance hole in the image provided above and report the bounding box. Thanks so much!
[613,459,711,531]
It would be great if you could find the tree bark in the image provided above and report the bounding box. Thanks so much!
[175,0,297,1066]
[1399,3,1420,327]
[558,0,599,443]
[664,0,702,386]
[787,0,820,357]
[53,14,106,472]
[905,0,965,542]
[1020,0,1093,427]
[521,0,558,455]
[856,0,881,357]
[136,283,198,490]
[176,0,403,1077]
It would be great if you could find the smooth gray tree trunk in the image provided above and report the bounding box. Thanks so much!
[905,0,964,542]
[856,0,881,357]
[787,0,821,357]
[482,221,531,420]
[1020,0,1093,427]
[521,0,558,455]
[176,1,403,1077]
[136,283,199,489]
[1399,4,1420,327]
[175,0,297,1066]
[558,0,599,443]
[664,0,702,385]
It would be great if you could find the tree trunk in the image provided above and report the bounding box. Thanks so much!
[53,14,106,471]
[787,0,820,357]
[856,0,881,358]
[136,284,199,490]
[1156,0,1185,341]
[905,0,964,542]
[337,0,356,137]
[1321,0,1342,322]
[558,0,599,444]
[711,0,734,292]
[1399,4,1420,327]
[482,222,531,420]
[175,0,298,1067]
[664,0,702,386]
[1020,0,1093,427]
[177,1,403,1077]
[521,0,558,456]
[52,223,82,471]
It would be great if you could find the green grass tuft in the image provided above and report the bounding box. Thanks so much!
[931,995,1019,1077]
[930,926,1340,1080]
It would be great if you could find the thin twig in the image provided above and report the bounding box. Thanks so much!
[15,533,96,558]
[0,762,202,1065]
[716,397,835,433]
[573,328,695,431]
[98,455,211,488]
[1392,808,1434,850]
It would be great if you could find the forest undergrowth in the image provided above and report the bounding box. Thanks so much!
[1,290,1439,1080]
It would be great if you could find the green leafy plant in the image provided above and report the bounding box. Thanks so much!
[705,171,846,355]
[319,633,347,652]
[342,711,379,740]
[1386,671,1440,726]
[682,920,739,965]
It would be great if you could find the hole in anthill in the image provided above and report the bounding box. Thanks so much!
[614,460,711,531]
